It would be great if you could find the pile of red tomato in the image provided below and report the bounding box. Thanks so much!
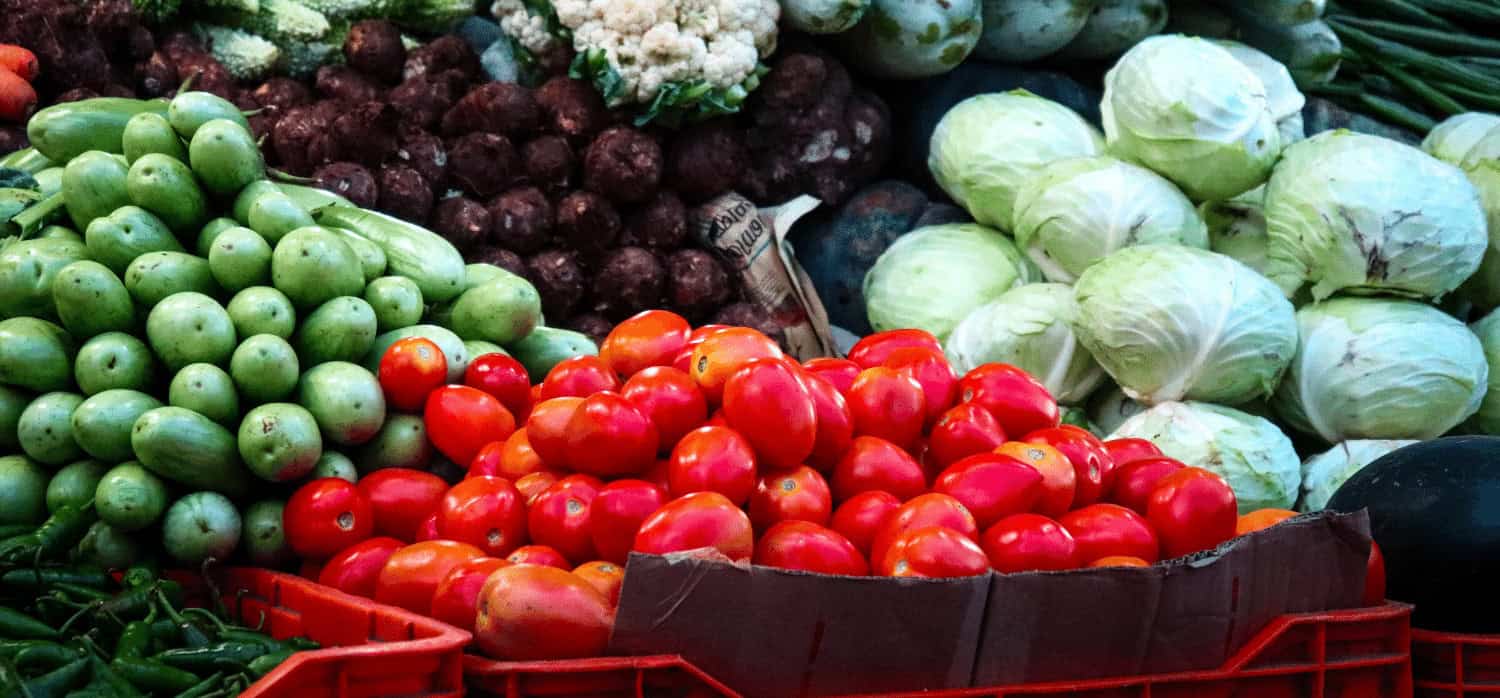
[279,313,1381,662]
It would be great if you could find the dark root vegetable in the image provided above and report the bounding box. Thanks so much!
[251,77,313,115]
[521,135,574,193]
[175,52,235,98]
[446,132,517,199]
[441,82,540,137]
[472,246,529,279]
[273,104,336,175]
[430,196,491,251]
[593,247,665,321]
[54,88,99,104]
[488,187,553,254]
[395,129,448,188]
[534,77,608,145]
[666,123,747,203]
[389,69,468,131]
[314,162,380,209]
[402,35,480,83]
[136,52,178,98]
[330,101,400,167]
[0,127,26,154]
[344,20,406,84]
[316,65,384,104]
[665,249,731,321]
[583,126,662,204]
[377,164,434,223]
[564,313,612,344]
[621,191,687,249]
[713,302,782,343]
[555,190,620,258]
[526,249,587,319]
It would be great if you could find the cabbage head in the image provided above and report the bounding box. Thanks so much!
[945,283,1105,404]
[1214,40,1306,145]
[1271,297,1488,442]
[864,223,1039,341]
[928,90,1105,231]
[1012,156,1207,283]
[1108,400,1300,512]
[1423,112,1500,166]
[1202,185,1269,275]
[1102,35,1282,202]
[1263,130,1486,301]
[1071,244,1297,405]
[1467,306,1500,435]
[1086,384,1145,435]
[1299,440,1417,512]
[1459,162,1500,312]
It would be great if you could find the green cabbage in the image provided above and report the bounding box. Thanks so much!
[1214,40,1306,146]
[1459,162,1500,312]
[864,223,1039,341]
[1467,306,1500,435]
[1299,440,1417,512]
[1202,184,1269,275]
[944,283,1104,404]
[1423,112,1500,167]
[1086,384,1144,435]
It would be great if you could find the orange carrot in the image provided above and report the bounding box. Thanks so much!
[0,46,37,83]
[0,68,37,123]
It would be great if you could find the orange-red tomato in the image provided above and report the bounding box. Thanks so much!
[831,436,927,503]
[378,337,447,411]
[846,367,926,450]
[438,476,528,557]
[980,514,1078,573]
[285,478,375,559]
[802,357,861,396]
[467,440,507,479]
[1236,508,1299,535]
[995,441,1076,519]
[633,491,754,562]
[722,359,817,470]
[590,479,668,565]
[515,472,559,507]
[525,397,584,468]
[572,561,625,607]
[689,327,783,402]
[506,544,572,569]
[564,392,658,477]
[430,557,510,632]
[527,474,603,564]
[803,373,854,472]
[465,353,533,419]
[749,466,833,530]
[869,493,979,567]
[1024,425,1111,508]
[475,565,614,660]
[621,366,708,450]
[830,490,902,558]
[754,521,868,576]
[1147,467,1238,559]
[1089,555,1151,568]
[317,537,405,598]
[958,364,1059,438]
[495,429,548,479]
[1060,504,1160,564]
[932,453,1044,529]
[374,540,486,614]
[882,347,958,424]
[668,425,757,504]
[1108,457,1186,516]
[1101,438,1163,469]
[356,468,448,542]
[415,513,440,542]
[928,404,1007,472]
[539,355,620,400]
[600,310,691,377]
[847,329,942,370]
[878,526,989,578]
[425,385,516,466]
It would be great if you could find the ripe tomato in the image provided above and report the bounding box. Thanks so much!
[1060,504,1160,564]
[847,329,942,370]
[803,373,854,472]
[1108,457,1186,516]
[515,472,558,506]
[1089,556,1150,568]
[754,521,868,576]
[356,468,448,542]
[668,426,757,504]
[721,359,817,470]
[870,493,979,567]
[565,392,658,477]
[995,442,1076,518]
[633,491,754,561]
[928,404,1007,472]
[1024,426,1110,508]
[689,327,783,402]
[831,436,927,503]
[1102,438,1162,469]
[438,476,528,557]
[572,561,625,606]
[1365,542,1386,606]
[467,440,506,478]
[601,310,691,377]
[642,459,671,492]
[590,479,668,565]
[415,513,440,542]
[749,466,833,530]
[285,478,375,559]
[672,325,725,375]
[425,385,517,466]
[958,364,1059,437]
[1147,467,1237,559]
[539,355,620,400]
[465,353,533,419]
[527,474,602,564]
[1236,508,1299,535]
[475,565,613,661]
[317,537,404,598]
[830,491,902,558]
[507,544,571,569]
[846,367,926,450]
[430,557,510,632]
[933,453,1044,529]
[704,409,729,428]
[374,540,485,613]
[802,358,860,395]
[493,429,547,479]
[878,526,990,578]
[525,397,584,468]
[621,366,707,450]
[378,337,448,411]
[882,347,958,424]
[980,514,1078,573]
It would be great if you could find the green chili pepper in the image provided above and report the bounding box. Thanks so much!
[22,656,89,698]
[152,590,209,649]
[84,655,143,698]
[98,586,157,625]
[14,642,80,673]
[0,640,33,661]
[0,607,60,640]
[109,657,200,694]
[165,670,222,698]
[0,569,110,591]
[246,648,295,678]
[119,563,158,591]
[0,505,98,565]
[51,584,108,604]
[151,642,264,674]
[112,607,156,661]
[0,656,25,694]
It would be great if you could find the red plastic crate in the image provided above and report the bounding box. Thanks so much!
[464,654,743,697]
[1413,628,1500,697]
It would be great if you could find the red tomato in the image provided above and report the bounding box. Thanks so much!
[374,540,485,614]
[539,355,620,400]
[928,404,1007,472]
[285,478,375,559]
[932,453,1044,529]
[670,348,693,375]
[847,329,942,370]
[600,310,691,377]
[803,373,854,472]
[493,429,548,479]
[846,367,926,450]
[621,366,707,450]
[565,392,658,477]
[689,327,783,402]
[356,468,448,542]
[869,493,979,567]
[878,526,989,578]
[831,436,927,503]
[525,397,584,468]
[1365,542,1386,606]
[1089,555,1150,568]
[882,347,958,424]
[642,459,671,492]
[994,442,1075,519]
[802,358,860,396]
[749,466,833,530]
[430,557,510,632]
[830,491,902,558]
[1147,467,1238,559]
[704,409,729,428]
[515,472,558,506]
[958,364,1060,437]
[527,474,602,564]
[467,440,506,479]
[1235,508,1299,535]
[668,426,757,504]
[590,479,668,565]
[415,513,441,542]
[465,353,533,418]
[1108,457,1186,516]
[506,544,571,569]
[754,521,868,576]
[425,385,517,466]
[438,476,528,557]
[572,561,625,606]
[633,491,754,561]
[980,514,1078,573]
[317,537,405,598]
[1102,438,1163,469]
[475,565,613,660]
[378,337,448,411]
[1060,504,1161,564]
[1024,426,1110,508]
[722,359,817,470]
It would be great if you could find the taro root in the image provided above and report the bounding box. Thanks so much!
[316,65,383,104]
[527,250,587,319]
[344,20,406,84]
[472,246,529,279]
[55,88,100,103]
[441,82,540,137]
[314,162,379,209]
[1,0,113,95]
[534,77,607,145]
[564,313,612,344]
[487,187,553,254]
[100,84,135,98]
[665,249,731,321]
[389,69,467,131]
[136,52,177,98]
[520,135,574,192]
[175,53,234,98]
[431,196,491,251]
[273,104,335,174]
[666,123,747,203]
[403,35,480,83]
[395,129,448,187]
[377,165,434,223]
[555,191,620,258]
[0,127,26,154]
[713,302,782,342]
[583,127,661,204]
[251,77,313,115]
[447,132,517,199]
[329,101,400,167]
[593,247,665,321]
[621,191,687,249]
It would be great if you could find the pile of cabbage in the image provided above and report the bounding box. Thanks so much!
[863,35,1500,513]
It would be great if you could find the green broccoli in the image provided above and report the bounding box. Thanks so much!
[389,0,475,34]
[203,0,332,44]
[296,0,397,20]
[195,24,282,80]
[281,38,343,78]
